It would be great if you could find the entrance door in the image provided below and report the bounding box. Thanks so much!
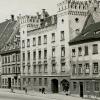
[80,82,83,97]
[51,79,58,93]
[8,78,11,88]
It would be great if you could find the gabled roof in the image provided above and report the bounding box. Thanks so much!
[0,19,19,50]
[69,21,100,45]
[81,13,95,33]
[69,10,100,45]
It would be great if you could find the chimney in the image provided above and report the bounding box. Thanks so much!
[11,14,14,21]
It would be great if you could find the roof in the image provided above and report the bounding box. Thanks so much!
[69,9,100,45]
[69,21,100,45]
[0,19,19,50]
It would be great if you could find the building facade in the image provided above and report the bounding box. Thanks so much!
[19,0,89,93]
[0,15,21,89]
[69,0,100,97]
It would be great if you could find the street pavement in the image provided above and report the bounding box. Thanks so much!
[0,88,92,100]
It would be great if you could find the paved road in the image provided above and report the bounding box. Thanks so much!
[0,91,55,100]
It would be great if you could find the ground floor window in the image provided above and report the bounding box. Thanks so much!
[94,82,99,91]
[86,81,90,91]
[33,78,37,85]
[73,82,77,91]
[23,78,26,85]
[44,78,48,86]
[39,78,42,86]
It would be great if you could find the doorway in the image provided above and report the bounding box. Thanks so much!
[51,79,58,93]
[8,78,11,88]
[80,82,83,97]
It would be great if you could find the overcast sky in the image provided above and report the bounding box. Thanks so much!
[0,0,63,22]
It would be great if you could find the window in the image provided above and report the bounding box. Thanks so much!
[23,66,25,74]
[38,50,41,59]
[61,31,64,40]
[8,56,10,63]
[44,64,47,73]
[61,63,65,72]
[5,56,7,63]
[86,81,90,91]
[28,78,31,84]
[33,51,36,60]
[27,51,30,61]
[52,64,56,73]
[27,39,30,47]
[72,64,77,74]
[93,44,98,54]
[93,62,98,74]
[22,52,25,61]
[85,63,90,74]
[28,65,30,74]
[75,29,80,35]
[78,64,83,74]
[38,36,41,45]
[44,78,48,86]
[94,82,99,91]
[44,35,47,44]
[52,33,55,42]
[61,46,65,57]
[78,47,82,56]
[75,18,79,23]
[62,19,64,23]
[23,78,26,85]
[2,56,4,64]
[52,47,55,58]
[72,49,75,57]
[34,78,37,85]
[33,38,36,46]
[12,54,15,62]
[22,40,25,48]
[44,49,47,59]
[33,64,36,73]
[39,64,42,73]
[39,78,42,86]
[73,82,77,91]
[84,46,88,55]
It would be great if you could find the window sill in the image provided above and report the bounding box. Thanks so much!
[51,41,55,43]
[93,53,98,55]
[60,39,65,41]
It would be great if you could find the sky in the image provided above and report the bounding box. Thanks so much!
[0,0,62,22]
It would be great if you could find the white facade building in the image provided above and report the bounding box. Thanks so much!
[19,0,88,92]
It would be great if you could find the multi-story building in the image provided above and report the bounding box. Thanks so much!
[19,0,89,93]
[0,15,21,89]
[69,0,100,97]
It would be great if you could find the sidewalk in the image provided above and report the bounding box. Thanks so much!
[0,88,94,100]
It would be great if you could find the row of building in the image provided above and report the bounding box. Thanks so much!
[0,0,100,98]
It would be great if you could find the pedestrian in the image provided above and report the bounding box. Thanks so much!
[42,88,45,94]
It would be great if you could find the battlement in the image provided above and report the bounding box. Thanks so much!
[57,0,100,14]
[57,0,89,12]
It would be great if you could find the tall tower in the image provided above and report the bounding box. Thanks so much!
[57,0,89,40]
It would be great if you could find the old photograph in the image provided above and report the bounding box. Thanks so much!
[0,0,99,100]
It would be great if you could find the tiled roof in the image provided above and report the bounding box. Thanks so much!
[69,21,100,45]
[0,20,19,50]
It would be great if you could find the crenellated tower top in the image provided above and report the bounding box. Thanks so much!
[57,0,100,16]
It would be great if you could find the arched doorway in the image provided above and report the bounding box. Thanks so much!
[60,79,69,92]
[51,79,58,93]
